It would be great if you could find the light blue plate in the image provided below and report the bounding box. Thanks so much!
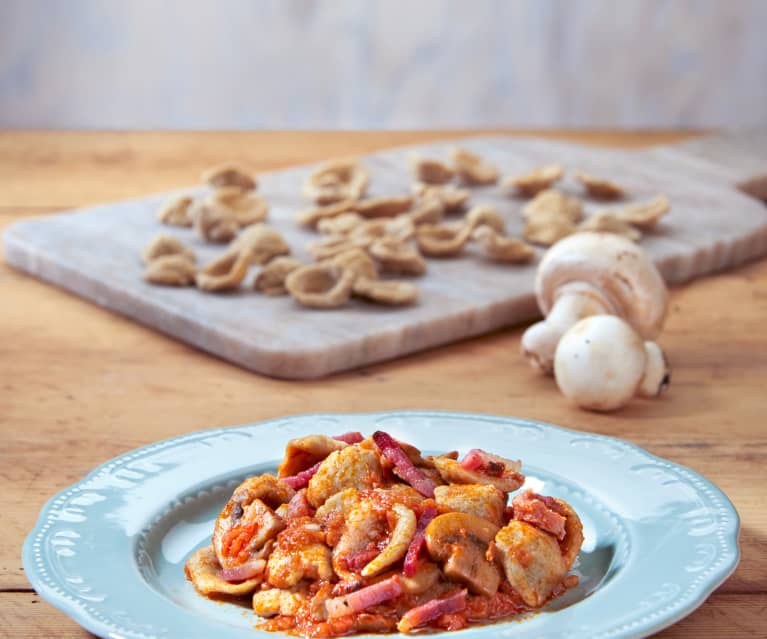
[23,411,739,638]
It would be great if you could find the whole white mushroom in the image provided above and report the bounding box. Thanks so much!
[522,232,668,375]
[554,315,670,412]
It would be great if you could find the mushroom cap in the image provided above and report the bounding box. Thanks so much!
[554,315,647,411]
[536,231,668,339]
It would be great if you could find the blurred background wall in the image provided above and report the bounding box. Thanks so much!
[1,0,765,129]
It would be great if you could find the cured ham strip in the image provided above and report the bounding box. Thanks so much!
[461,448,511,476]
[402,503,438,577]
[512,490,567,540]
[372,431,436,497]
[285,490,313,519]
[325,575,403,618]
[396,589,467,633]
[333,431,364,444]
[220,558,266,583]
[280,461,321,489]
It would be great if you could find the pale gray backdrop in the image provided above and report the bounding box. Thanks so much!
[1,0,765,129]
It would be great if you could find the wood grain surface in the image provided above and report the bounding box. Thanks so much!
[1,130,766,638]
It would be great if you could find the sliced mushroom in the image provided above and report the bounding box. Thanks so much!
[285,263,355,309]
[192,202,239,243]
[472,225,536,263]
[449,147,499,185]
[465,205,505,234]
[143,254,197,286]
[157,194,194,227]
[409,155,455,185]
[303,158,369,205]
[424,512,501,596]
[232,224,290,265]
[254,256,303,296]
[202,163,257,191]
[415,223,472,257]
[360,503,417,577]
[578,211,642,242]
[195,248,250,292]
[142,234,196,264]
[503,163,564,197]
[352,277,418,306]
[574,170,625,200]
[369,237,427,276]
[207,186,268,226]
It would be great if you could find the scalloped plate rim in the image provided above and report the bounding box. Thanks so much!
[22,410,741,639]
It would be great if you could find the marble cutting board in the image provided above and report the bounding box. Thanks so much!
[4,133,767,379]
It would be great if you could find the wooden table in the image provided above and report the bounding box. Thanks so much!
[1,131,765,638]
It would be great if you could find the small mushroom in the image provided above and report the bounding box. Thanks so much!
[285,263,355,309]
[521,231,668,375]
[554,315,670,411]
[424,512,501,596]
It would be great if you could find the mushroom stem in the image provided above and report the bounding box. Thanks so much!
[638,341,671,398]
[521,282,612,374]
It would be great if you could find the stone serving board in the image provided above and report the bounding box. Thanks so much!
[4,134,767,379]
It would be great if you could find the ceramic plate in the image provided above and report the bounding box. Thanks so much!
[23,411,739,639]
